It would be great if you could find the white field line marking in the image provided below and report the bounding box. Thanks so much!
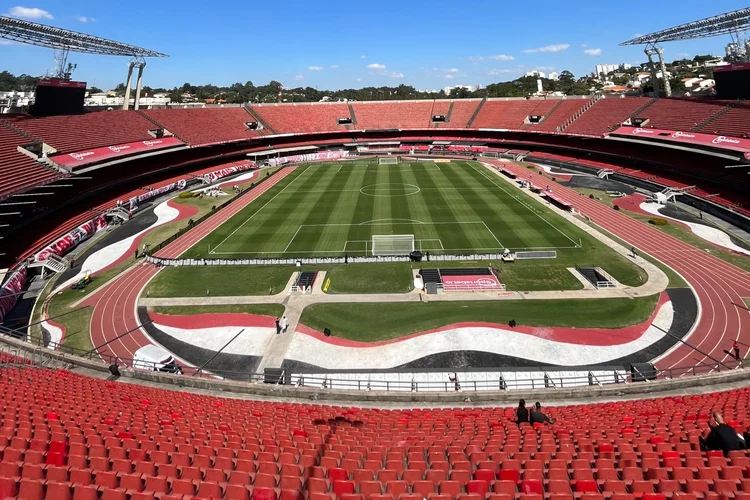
[211,166,311,252]
[481,221,505,249]
[470,161,579,246]
[207,245,579,256]
[283,225,304,253]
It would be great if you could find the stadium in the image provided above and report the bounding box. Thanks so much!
[0,4,750,500]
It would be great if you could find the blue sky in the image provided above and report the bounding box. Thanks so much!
[1,1,746,91]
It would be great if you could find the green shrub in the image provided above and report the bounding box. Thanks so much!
[177,192,195,199]
[613,205,620,211]
[649,218,668,226]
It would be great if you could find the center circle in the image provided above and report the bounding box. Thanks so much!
[359,183,421,197]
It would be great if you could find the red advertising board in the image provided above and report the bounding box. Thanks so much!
[712,62,750,73]
[51,137,184,169]
[442,275,504,291]
[610,126,750,157]
[36,79,87,88]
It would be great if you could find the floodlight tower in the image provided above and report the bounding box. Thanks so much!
[647,43,671,97]
[643,47,661,97]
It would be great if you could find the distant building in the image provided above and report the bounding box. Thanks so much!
[596,63,633,77]
[548,72,559,81]
[524,70,546,78]
[443,85,476,94]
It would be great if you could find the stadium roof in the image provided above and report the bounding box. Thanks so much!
[0,16,168,57]
[620,8,750,45]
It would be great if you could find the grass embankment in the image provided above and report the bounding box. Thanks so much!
[299,294,660,342]
[149,304,285,317]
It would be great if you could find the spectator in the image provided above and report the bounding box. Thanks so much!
[530,402,556,425]
[516,399,529,426]
[275,318,281,335]
[700,412,746,455]
[448,372,460,391]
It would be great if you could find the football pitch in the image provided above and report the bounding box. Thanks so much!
[186,159,584,259]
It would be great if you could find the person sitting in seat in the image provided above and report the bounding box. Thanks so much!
[530,402,557,425]
[700,412,746,455]
[516,399,529,426]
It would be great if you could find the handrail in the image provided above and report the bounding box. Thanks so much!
[1,330,743,393]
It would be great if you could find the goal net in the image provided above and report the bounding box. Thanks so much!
[372,234,415,256]
[378,157,399,165]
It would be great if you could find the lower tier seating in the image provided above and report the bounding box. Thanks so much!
[1,365,749,500]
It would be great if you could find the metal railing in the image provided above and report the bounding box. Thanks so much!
[1,330,744,392]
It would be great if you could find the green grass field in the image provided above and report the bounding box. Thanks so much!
[184,160,583,259]
[300,295,660,342]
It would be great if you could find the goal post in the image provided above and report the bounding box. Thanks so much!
[371,234,415,256]
[378,156,399,165]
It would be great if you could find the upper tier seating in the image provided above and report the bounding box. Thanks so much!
[10,111,157,154]
[564,98,652,136]
[446,100,482,128]
[532,100,590,133]
[1,365,750,500]
[472,100,545,130]
[143,108,260,146]
[0,125,61,199]
[698,104,750,138]
[637,99,727,132]
[351,102,434,129]
[251,104,351,134]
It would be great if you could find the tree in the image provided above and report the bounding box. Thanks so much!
[88,86,103,94]
[558,70,575,84]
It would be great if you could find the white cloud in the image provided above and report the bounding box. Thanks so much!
[389,72,404,79]
[308,66,323,71]
[329,65,339,69]
[360,55,367,59]
[356,78,362,82]
[523,44,570,54]
[73,15,94,22]
[4,6,54,20]
[446,68,459,73]
[580,44,588,48]
[444,74,455,80]
[584,48,602,56]
[292,74,304,81]
[367,63,386,70]
[469,54,514,62]
[488,69,517,75]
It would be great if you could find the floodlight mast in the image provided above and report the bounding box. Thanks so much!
[621,8,750,98]
[0,15,167,109]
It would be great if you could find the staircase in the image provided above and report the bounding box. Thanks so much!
[466,98,487,128]
[559,95,600,132]
[28,253,68,274]
[692,103,733,132]
[0,119,40,144]
[136,110,189,144]
[243,105,277,135]
[348,104,358,127]
[523,99,565,130]
[445,101,455,125]
[618,97,658,131]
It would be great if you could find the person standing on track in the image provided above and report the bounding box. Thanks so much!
[733,340,741,360]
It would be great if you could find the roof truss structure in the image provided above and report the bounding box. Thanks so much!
[621,8,750,45]
[0,16,167,57]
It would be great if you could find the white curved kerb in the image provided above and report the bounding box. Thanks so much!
[152,324,275,356]
[640,202,750,257]
[54,200,181,291]
[283,302,674,370]
[41,318,64,347]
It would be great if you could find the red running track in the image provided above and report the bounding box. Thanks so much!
[487,160,750,372]
[82,167,297,369]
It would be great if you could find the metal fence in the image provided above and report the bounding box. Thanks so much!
[1,329,744,392]
[146,253,514,267]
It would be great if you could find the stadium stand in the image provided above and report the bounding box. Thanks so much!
[564,97,653,136]
[8,111,157,154]
[636,99,728,132]
[445,100,481,128]
[251,103,352,134]
[697,103,750,138]
[532,99,590,133]
[142,108,260,146]
[472,100,543,130]
[0,124,62,199]
[1,365,750,500]
[351,101,435,129]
